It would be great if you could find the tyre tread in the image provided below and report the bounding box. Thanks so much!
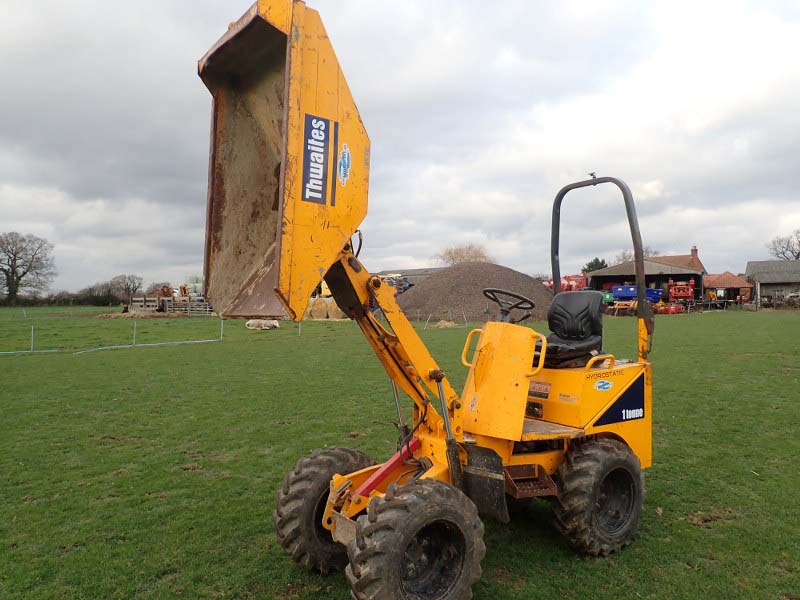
[554,437,644,556]
[346,479,485,599]
[274,447,373,575]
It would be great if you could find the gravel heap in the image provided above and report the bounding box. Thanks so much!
[398,262,552,322]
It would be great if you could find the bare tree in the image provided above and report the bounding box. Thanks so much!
[0,232,57,303]
[111,274,144,303]
[77,280,119,305]
[435,243,493,266]
[614,246,660,265]
[767,229,800,260]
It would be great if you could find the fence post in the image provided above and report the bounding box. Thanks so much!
[132,319,137,346]
[30,325,34,351]
[220,318,225,341]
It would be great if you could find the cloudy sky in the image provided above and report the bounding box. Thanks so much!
[2,0,799,292]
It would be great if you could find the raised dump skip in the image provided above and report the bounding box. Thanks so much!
[200,12,287,317]
[199,1,370,319]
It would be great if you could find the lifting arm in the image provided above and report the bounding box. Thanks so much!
[324,247,462,441]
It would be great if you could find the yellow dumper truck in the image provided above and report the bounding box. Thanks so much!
[199,2,655,597]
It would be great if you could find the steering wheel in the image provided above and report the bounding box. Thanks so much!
[482,288,535,323]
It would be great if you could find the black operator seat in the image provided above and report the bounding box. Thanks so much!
[537,291,604,368]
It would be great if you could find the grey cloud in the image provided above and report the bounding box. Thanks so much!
[1,0,799,291]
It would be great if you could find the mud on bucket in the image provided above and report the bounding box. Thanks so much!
[199,1,370,320]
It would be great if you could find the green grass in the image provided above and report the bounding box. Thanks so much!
[1,309,798,599]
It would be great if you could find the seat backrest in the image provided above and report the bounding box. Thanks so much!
[548,291,603,340]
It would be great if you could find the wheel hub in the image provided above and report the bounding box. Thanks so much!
[401,520,466,597]
[595,466,636,535]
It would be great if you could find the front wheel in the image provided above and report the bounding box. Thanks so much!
[274,447,374,575]
[554,437,644,556]
[346,479,485,600]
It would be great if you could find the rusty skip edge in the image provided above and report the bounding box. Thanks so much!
[202,4,296,321]
[198,4,260,76]
[202,91,220,305]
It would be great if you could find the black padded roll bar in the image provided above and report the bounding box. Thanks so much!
[550,176,653,330]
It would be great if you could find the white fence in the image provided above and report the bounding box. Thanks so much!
[0,316,224,356]
[130,297,214,316]
[0,324,58,355]
[162,299,215,316]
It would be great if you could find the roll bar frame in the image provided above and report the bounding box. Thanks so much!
[550,176,654,360]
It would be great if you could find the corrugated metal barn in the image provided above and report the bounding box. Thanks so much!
[745,260,800,303]
[587,247,707,301]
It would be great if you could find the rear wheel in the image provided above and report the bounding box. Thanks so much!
[554,437,644,556]
[274,447,373,574]
[346,479,485,600]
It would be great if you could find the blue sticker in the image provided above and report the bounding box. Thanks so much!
[337,143,351,186]
[594,380,614,391]
[594,375,645,426]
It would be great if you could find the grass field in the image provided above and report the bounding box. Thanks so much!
[1,307,799,599]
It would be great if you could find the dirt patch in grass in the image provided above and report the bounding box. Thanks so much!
[727,352,792,359]
[100,435,143,443]
[178,463,203,472]
[57,544,85,556]
[492,566,526,593]
[684,508,738,528]
[208,452,238,462]
[22,495,52,505]
[275,583,330,599]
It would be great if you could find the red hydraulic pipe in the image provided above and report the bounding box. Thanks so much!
[353,437,421,497]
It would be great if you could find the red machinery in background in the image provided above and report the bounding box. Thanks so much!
[667,279,695,303]
[545,273,588,292]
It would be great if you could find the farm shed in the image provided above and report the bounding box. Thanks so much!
[745,260,800,304]
[703,272,753,302]
[588,247,707,301]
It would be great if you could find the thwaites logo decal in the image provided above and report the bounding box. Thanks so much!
[301,114,342,205]
[302,114,329,204]
[593,374,645,426]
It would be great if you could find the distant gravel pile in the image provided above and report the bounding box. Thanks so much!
[398,262,552,322]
